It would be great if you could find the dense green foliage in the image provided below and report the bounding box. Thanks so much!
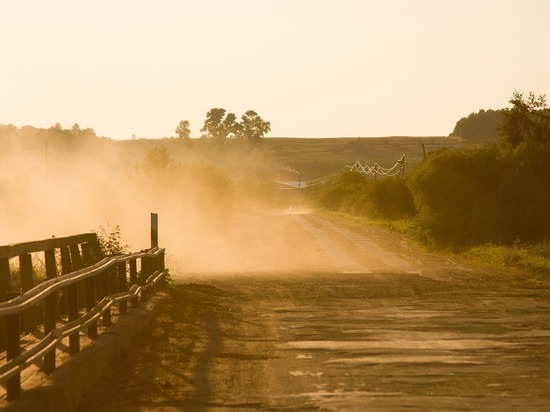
[309,170,416,220]
[309,91,550,252]
[408,144,550,246]
[200,108,271,142]
[450,109,503,141]
[499,91,550,148]
[410,91,550,247]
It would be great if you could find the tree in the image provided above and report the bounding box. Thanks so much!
[143,146,171,175]
[175,120,191,139]
[222,112,241,138]
[52,122,63,131]
[80,127,96,138]
[240,110,271,143]
[499,91,550,148]
[70,123,96,139]
[71,123,81,137]
[200,108,240,140]
[450,109,503,141]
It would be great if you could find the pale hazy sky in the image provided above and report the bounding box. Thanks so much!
[1,0,549,139]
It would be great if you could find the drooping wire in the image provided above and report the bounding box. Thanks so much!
[300,157,406,188]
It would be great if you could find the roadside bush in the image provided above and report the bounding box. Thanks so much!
[95,224,128,257]
[363,177,416,220]
[310,170,365,211]
[310,170,415,220]
[408,143,550,246]
[318,186,348,210]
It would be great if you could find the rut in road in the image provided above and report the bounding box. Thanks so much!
[78,271,550,411]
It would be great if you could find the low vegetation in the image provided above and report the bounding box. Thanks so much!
[308,91,550,272]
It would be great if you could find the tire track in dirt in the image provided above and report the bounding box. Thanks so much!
[292,213,419,274]
[77,211,550,411]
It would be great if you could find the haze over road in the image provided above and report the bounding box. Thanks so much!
[79,211,550,411]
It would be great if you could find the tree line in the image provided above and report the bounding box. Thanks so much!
[450,92,550,143]
[450,109,503,141]
[175,108,271,144]
[0,107,270,144]
[310,91,550,247]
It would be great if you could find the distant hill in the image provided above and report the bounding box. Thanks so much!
[115,135,459,181]
[0,123,460,182]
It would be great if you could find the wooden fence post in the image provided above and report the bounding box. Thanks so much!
[43,249,57,373]
[140,255,152,301]
[0,258,10,300]
[81,243,98,340]
[0,258,11,350]
[61,246,79,353]
[129,259,138,307]
[6,311,21,400]
[151,213,158,248]
[70,244,86,311]
[69,244,83,269]
[101,268,112,327]
[118,262,127,315]
[19,254,36,333]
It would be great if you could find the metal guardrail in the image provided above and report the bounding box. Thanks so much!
[0,232,167,401]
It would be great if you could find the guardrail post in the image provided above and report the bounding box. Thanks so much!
[70,244,86,310]
[101,268,112,326]
[61,247,79,353]
[19,253,36,333]
[81,243,98,340]
[129,259,138,307]
[129,259,137,284]
[140,255,152,301]
[151,213,158,248]
[44,249,57,373]
[0,258,10,298]
[118,262,127,315]
[70,244,83,269]
[81,242,93,267]
[155,249,166,288]
[6,310,21,400]
[0,258,11,349]
[158,250,165,275]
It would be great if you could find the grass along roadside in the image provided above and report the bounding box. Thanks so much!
[324,210,550,274]
[463,242,550,273]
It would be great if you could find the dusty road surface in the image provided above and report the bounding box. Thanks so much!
[78,211,550,411]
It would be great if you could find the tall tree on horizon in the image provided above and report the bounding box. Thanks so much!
[240,110,271,144]
[201,108,240,140]
[499,91,550,148]
[175,120,191,139]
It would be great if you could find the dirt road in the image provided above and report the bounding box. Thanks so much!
[78,211,550,411]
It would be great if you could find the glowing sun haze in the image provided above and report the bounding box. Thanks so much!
[1,0,549,139]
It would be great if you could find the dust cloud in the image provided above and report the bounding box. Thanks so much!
[0,127,311,277]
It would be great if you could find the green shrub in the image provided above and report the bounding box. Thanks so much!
[310,170,415,220]
[408,143,550,246]
[95,224,128,257]
[364,177,416,220]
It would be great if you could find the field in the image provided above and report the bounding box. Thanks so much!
[115,135,463,182]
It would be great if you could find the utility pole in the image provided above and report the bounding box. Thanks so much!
[397,155,407,178]
[45,141,48,183]
[151,213,158,248]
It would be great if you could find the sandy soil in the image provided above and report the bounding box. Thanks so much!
[77,210,550,411]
